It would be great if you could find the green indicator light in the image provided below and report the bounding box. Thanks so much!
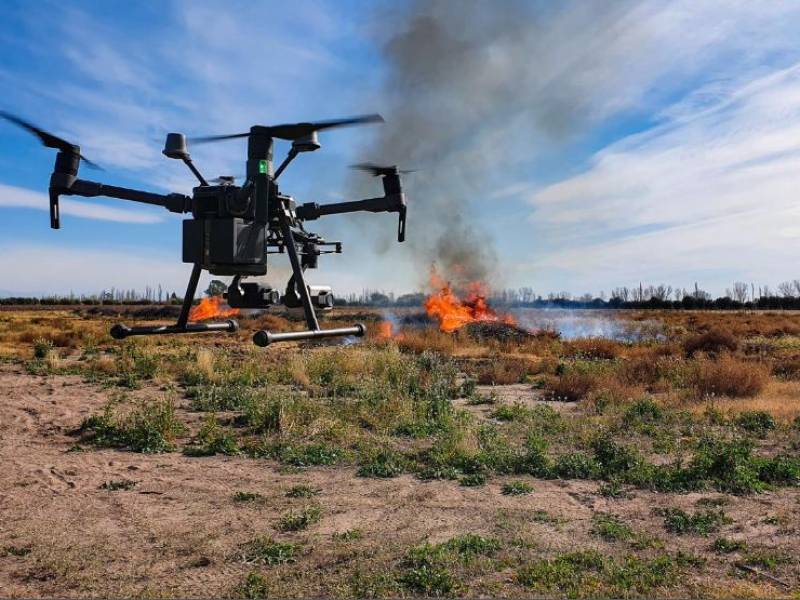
[258,160,267,174]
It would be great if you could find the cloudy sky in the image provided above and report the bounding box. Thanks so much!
[1,0,800,299]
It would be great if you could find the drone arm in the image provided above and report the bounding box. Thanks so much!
[295,193,406,242]
[62,179,192,213]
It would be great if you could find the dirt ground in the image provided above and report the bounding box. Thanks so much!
[1,360,798,598]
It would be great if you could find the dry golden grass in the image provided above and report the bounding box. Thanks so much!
[692,354,769,398]
[686,380,800,423]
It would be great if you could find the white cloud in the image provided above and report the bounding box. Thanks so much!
[0,244,209,296]
[526,62,800,294]
[0,183,164,224]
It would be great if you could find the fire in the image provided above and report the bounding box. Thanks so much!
[189,296,240,321]
[377,321,395,339]
[424,269,515,333]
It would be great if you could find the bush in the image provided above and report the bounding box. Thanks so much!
[237,537,300,564]
[622,397,663,427]
[474,357,532,384]
[659,507,730,536]
[692,356,768,398]
[183,415,240,457]
[683,328,738,356]
[546,371,600,402]
[591,513,633,541]
[276,506,321,532]
[734,411,776,437]
[502,480,533,495]
[81,398,184,453]
[357,447,406,478]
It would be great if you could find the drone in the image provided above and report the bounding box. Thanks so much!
[0,111,408,346]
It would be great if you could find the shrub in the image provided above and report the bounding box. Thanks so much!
[591,513,633,541]
[658,507,730,536]
[233,491,263,503]
[183,415,240,456]
[357,447,405,478]
[234,572,269,599]
[734,411,776,437]
[286,484,320,498]
[33,337,54,359]
[276,506,321,532]
[237,537,300,565]
[502,481,533,495]
[712,537,747,553]
[81,398,184,453]
[474,357,532,384]
[459,472,487,487]
[545,371,600,402]
[683,328,738,356]
[692,356,768,398]
[553,452,600,479]
[622,397,663,427]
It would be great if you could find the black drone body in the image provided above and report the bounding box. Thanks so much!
[0,111,408,345]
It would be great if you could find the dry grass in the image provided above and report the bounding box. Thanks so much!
[687,380,800,423]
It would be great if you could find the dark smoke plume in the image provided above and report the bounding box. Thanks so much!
[358,0,644,292]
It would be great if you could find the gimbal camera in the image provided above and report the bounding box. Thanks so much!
[0,111,408,345]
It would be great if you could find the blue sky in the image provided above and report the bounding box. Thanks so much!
[2,1,800,299]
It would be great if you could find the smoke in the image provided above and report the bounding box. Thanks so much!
[357,0,680,293]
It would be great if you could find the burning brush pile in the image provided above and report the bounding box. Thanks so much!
[380,268,537,342]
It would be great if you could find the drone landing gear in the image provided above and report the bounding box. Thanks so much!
[110,264,239,340]
[252,218,366,346]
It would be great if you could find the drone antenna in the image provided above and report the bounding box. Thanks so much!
[163,133,208,186]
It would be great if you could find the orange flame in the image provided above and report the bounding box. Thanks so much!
[189,296,240,321]
[377,321,395,339]
[424,268,515,333]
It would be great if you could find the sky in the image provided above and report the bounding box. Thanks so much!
[1,0,800,300]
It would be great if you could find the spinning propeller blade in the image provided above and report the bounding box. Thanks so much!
[351,162,415,177]
[189,114,384,144]
[0,111,102,169]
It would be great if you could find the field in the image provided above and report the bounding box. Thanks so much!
[0,306,799,598]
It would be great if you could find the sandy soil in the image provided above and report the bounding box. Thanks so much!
[1,363,798,597]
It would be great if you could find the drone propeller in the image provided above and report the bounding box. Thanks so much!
[189,114,384,144]
[351,162,415,177]
[0,111,102,169]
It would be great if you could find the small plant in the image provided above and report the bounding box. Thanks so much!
[237,537,300,565]
[33,337,54,359]
[234,571,269,599]
[276,506,321,532]
[459,472,487,487]
[81,398,184,453]
[333,528,363,542]
[591,513,633,542]
[286,484,320,498]
[443,534,501,559]
[357,447,405,478]
[502,480,533,495]
[598,481,626,498]
[741,550,791,570]
[183,415,240,457]
[531,510,562,525]
[1,545,32,557]
[712,537,747,553]
[99,479,137,491]
[658,507,730,536]
[233,491,263,503]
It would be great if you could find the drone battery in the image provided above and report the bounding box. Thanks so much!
[182,218,267,275]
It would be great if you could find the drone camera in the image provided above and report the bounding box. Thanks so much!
[225,282,281,308]
[163,133,189,160]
